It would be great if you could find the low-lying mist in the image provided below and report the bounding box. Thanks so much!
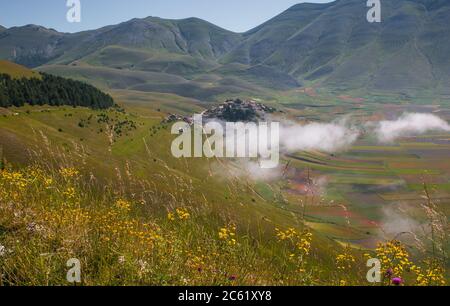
[280,119,360,153]
[373,113,450,143]
[212,112,449,181]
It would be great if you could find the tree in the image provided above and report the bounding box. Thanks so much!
[0,73,114,109]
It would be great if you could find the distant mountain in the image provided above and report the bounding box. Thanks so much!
[226,0,450,96]
[0,25,65,68]
[0,17,241,68]
[1,0,450,99]
[0,18,272,101]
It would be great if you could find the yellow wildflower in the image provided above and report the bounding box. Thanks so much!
[375,240,411,279]
[218,224,237,246]
[276,227,312,262]
[336,253,356,270]
[59,167,79,179]
[115,199,131,212]
[63,187,76,199]
[167,207,190,221]
[176,207,190,220]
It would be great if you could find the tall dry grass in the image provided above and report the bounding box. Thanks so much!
[0,133,447,286]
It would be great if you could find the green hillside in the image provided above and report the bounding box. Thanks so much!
[0,17,241,68]
[0,60,41,79]
[1,94,448,285]
[0,99,359,285]
[225,0,450,96]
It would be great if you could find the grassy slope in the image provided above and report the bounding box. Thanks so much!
[227,0,450,98]
[1,86,449,283]
[0,60,41,79]
[3,89,447,241]
[0,101,305,226]
[2,100,448,284]
[0,94,357,279]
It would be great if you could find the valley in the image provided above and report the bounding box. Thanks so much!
[0,0,449,286]
[1,91,448,254]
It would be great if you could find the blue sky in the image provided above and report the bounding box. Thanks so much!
[0,0,333,33]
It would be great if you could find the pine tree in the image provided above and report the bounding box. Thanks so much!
[0,73,114,109]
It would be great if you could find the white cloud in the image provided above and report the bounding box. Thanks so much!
[374,113,450,143]
[209,113,450,181]
[280,120,360,153]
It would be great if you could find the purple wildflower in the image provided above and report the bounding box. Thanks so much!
[385,268,393,278]
[228,275,237,281]
[392,277,403,286]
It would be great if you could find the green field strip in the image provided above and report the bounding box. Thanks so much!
[379,192,450,201]
[287,155,390,175]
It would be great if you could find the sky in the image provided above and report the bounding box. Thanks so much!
[0,0,333,33]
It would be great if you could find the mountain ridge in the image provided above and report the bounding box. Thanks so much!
[1,0,449,99]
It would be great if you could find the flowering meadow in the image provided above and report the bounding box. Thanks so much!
[0,162,447,286]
